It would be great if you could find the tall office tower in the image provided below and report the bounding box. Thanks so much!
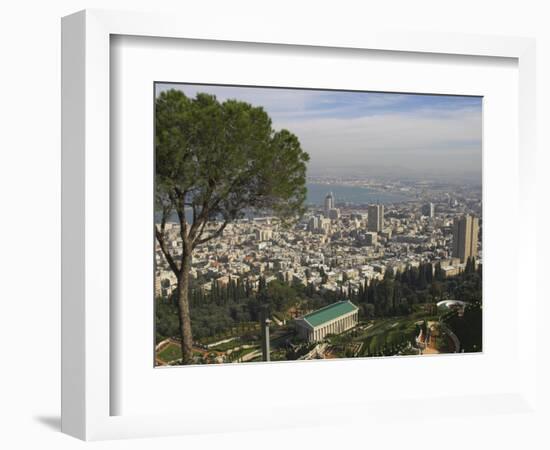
[324,192,335,212]
[422,202,434,218]
[367,204,384,232]
[308,216,319,232]
[452,214,479,262]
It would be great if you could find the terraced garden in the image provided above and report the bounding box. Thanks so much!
[327,306,441,358]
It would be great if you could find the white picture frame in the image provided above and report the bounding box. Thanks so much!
[61,9,537,441]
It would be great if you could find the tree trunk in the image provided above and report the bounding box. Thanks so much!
[177,252,194,364]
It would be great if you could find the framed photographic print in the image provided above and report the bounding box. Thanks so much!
[153,82,482,367]
[62,9,538,441]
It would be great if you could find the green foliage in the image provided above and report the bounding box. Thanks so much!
[158,277,302,341]
[157,343,182,362]
[155,90,309,362]
[352,261,482,321]
[444,302,482,352]
[155,90,310,228]
[356,318,417,357]
[155,257,482,349]
[155,300,180,342]
[264,280,297,312]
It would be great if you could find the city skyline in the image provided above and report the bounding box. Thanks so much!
[154,84,483,366]
[155,83,482,183]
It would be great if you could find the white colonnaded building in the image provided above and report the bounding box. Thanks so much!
[294,300,359,343]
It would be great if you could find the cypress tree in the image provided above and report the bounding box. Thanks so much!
[417,265,427,290]
[426,262,433,283]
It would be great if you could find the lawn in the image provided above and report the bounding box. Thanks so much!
[227,346,260,362]
[199,322,260,345]
[157,342,182,362]
[352,316,420,357]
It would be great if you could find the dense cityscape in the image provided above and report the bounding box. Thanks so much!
[155,177,482,365]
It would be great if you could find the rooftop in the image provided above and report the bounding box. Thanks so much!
[302,301,358,328]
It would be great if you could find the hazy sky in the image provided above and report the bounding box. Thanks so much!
[156,83,482,183]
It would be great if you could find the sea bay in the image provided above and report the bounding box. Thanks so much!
[306,183,410,206]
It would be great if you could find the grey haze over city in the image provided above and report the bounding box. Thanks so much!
[156,83,482,184]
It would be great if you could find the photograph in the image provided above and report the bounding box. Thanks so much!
[154,83,483,366]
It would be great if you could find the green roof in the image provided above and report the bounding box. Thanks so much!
[302,301,358,328]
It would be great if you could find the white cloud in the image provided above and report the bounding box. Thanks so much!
[273,107,481,177]
[156,83,482,180]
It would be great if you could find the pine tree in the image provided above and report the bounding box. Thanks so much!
[418,264,428,290]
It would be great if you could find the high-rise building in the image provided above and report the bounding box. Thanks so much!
[422,202,434,218]
[367,204,384,232]
[308,216,319,232]
[365,232,378,246]
[324,192,335,212]
[452,215,479,262]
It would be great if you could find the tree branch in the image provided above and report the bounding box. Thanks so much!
[194,219,230,246]
[188,169,251,243]
[155,225,181,277]
[171,188,190,248]
[191,218,208,245]
[191,202,198,228]
[188,178,216,241]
